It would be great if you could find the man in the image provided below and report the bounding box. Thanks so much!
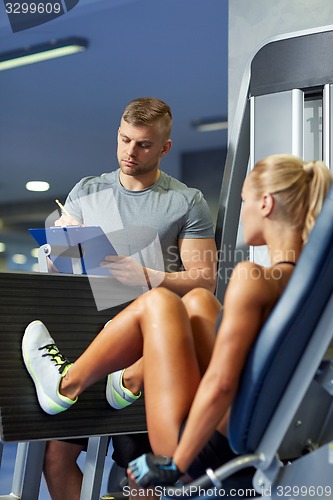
[44,97,217,500]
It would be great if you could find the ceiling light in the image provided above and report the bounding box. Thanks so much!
[31,248,39,258]
[192,117,228,132]
[0,243,6,253]
[26,181,50,192]
[12,254,27,265]
[0,37,88,72]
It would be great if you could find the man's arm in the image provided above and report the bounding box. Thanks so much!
[154,237,217,295]
[104,238,217,295]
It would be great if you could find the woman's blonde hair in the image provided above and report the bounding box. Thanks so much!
[249,154,333,243]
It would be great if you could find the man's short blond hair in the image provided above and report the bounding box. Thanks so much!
[122,97,172,141]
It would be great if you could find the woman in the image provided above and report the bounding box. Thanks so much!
[22,154,332,486]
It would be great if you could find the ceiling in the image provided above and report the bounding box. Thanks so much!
[0,0,228,268]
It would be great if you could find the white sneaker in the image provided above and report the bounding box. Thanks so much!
[22,320,77,415]
[106,369,141,410]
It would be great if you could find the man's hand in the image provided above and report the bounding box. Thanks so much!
[54,214,83,227]
[101,256,158,287]
[128,454,182,487]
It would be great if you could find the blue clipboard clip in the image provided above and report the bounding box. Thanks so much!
[29,226,117,276]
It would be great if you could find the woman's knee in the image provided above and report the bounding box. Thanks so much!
[182,287,215,311]
[141,287,180,309]
[183,288,222,323]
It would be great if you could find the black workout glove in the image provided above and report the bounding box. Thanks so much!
[128,453,182,487]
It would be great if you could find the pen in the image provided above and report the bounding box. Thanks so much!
[55,199,71,217]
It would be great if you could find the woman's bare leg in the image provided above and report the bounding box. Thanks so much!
[115,289,222,462]
[122,289,222,394]
[140,289,202,455]
[182,288,222,374]
[122,358,144,395]
[183,289,231,435]
[60,288,202,456]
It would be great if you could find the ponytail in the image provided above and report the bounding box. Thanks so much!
[302,161,333,242]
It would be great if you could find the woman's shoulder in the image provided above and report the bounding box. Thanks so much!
[227,261,276,306]
[232,260,269,281]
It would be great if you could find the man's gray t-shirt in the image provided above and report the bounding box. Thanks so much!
[65,169,214,274]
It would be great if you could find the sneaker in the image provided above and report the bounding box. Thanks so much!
[22,320,77,415]
[106,369,141,410]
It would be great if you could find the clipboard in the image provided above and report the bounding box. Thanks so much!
[29,226,117,276]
